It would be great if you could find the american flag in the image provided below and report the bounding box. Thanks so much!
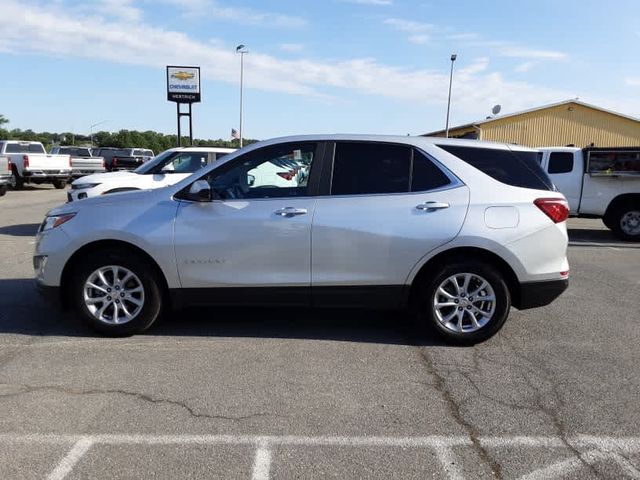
[231,128,240,140]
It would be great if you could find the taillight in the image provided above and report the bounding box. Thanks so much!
[534,198,569,224]
[23,155,29,168]
[7,159,12,170]
[69,156,72,167]
[113,157,118,166]
[277,171,296,181]
[102,159,105,168]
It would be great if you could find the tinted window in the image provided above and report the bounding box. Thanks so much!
[5,143,46,154]
[331,142,411,195]
[411,150,451,191]
[547,152,574,174]
[438,145,553,191]
[205,142,316,199]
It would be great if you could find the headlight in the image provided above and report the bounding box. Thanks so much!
[40,213,76,232]
[71,183,101,190]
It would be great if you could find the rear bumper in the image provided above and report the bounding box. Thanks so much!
[0,175,10,185]
[515,279,568,310]
[23,170,72,178]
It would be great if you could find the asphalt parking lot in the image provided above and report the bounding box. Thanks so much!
[1,185,639,479]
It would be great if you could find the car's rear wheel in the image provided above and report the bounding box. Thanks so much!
[10,170,23,190]
[0,185,6,196]
[52,179,67,189]
[416,260,511,345]
[610,203,640,242]
[71,249,163,336]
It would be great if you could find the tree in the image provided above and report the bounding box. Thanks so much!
[0,115,8,126]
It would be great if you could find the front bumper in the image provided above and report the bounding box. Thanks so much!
[515,279,569,310]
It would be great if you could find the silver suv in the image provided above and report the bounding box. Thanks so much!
[35,135,569,344]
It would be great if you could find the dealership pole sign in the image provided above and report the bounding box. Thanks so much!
[166,66,201,103]
[166,66,200,147]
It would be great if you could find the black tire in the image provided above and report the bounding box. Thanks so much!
[0,185,6,196]
[52,179,67,189]
[609,203,640,242]
[415,260,511,345]
[10,170,24,190]
[70,249,164,336]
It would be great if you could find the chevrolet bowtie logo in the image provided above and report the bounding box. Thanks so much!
[171,71,195,81]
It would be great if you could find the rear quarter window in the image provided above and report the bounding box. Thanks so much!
[437,145,553,191]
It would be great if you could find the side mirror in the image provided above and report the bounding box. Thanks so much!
[186,180,212,202]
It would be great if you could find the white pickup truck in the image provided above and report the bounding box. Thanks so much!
[50,146,105,178]
[540,146,640,241]
[0,140,72,190]
[0,155,11,196]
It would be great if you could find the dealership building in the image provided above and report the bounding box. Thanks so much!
[424,99,640,148]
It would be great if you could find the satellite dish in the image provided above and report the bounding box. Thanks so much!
[492,104,502,115]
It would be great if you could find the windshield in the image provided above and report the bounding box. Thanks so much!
[58,147,92,157]
[134,150,209,174]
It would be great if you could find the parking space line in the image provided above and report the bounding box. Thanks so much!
[433,445,464,480]
[46,437,93,480]
[251,443,272,480]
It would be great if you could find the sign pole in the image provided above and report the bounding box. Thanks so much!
[176,103,181,147]
[189,102,193,146]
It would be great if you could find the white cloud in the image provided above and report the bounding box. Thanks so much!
[158,0,307,27]
[625,77,640,87]
[79,0,142,22]
[340,0,393,5]
[499,47,567,60]
[384,18,433,44]
[0,0,584,120]
[514,61,538,73]
[280,43,304,53]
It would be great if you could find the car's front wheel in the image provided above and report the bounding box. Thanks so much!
[417,260,511,345]
[0,184,6,196]
[71,249,164,336]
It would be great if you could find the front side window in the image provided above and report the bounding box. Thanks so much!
[331,142,411,195]
[205,142,317,199]
[161,152,208,174]
[548,152,574,174]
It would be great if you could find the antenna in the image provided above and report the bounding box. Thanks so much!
[491,104,502,115]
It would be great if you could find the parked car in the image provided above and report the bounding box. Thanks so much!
[539,146,640,241]
[35,135,569,343]
[93,147,155,171]
[0,141,71,189]
[51,146,106,179]
[68,146,235,201]
[0,155,11,196]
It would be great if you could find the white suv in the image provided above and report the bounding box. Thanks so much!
[34,135,569,344]
[68,146,235,201]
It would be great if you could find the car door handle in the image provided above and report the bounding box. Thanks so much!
[415,201,450,211]
[274,207,308,217]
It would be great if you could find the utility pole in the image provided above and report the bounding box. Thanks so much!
[445,53,457,138]
[236,44,248,148]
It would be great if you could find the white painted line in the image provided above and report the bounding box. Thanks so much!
[46,437,93,480]
[433,445,465,480]
[0,433,639,450]
[251,443,272,480]
[516,449,597,480]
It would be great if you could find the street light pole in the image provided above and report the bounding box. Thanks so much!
[89,120,108,147]
[236,44,248,148]
[445,53,457,138]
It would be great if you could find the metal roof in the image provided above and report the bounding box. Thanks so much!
[423,99,640,136]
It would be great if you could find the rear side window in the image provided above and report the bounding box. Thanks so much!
[548,152,574,174]
[437,145,553,191]
[331,142,411,195]
[411,150,451,191]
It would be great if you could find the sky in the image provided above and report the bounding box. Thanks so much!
[0,0,639,140]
